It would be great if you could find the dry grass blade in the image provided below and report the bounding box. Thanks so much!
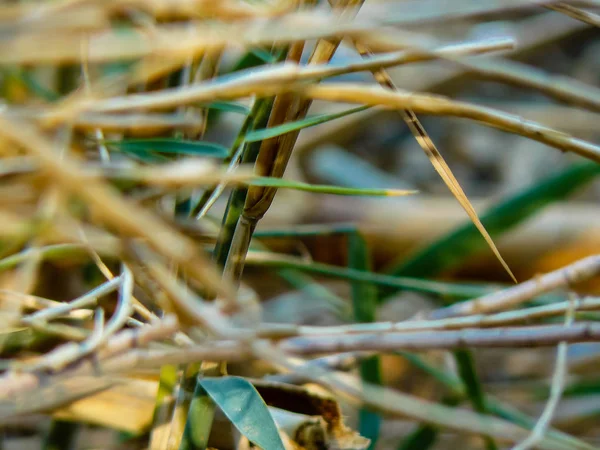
[352,40,516,282]
[299,84,600,163]
[0,114,235,303]
[129,243,236,334]
[0,0,556,65]
[71,70,600,163]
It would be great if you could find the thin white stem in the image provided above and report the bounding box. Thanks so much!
[511,297,575,450]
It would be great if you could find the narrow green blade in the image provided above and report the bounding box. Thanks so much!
[105,139,229,158]
[245,252,495,299]
[179,380,216,450]
[249,177,416,197]
[244,105,370,143]
[349,233,382,449]
[200,101,250,115]
[454,350,498,450]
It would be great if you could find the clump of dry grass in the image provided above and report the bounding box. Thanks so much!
[0,1,600,449]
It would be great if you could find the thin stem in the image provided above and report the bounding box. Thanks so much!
[279,322,600,355]
[429,255,600,319]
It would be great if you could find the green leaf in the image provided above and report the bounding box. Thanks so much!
[386,161,600,280]
[200,101,250,115]
[244,105,370,143]
[349,233,381,449]
[198,377,285,450]
[105,139,229,158]
[249,177,416,197]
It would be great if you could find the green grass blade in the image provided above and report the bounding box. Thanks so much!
[348,232,382,449]
[255,223,358,239]
[191,96,271,218]
[248,177,416,197]
[213,98,276,267]
[453,350,498,450]
[245,252,495,299]
[388,163,600,449]
[105,139,229,158]
[212,45,289,267]
[200,101,250,115]
[349,233,379,324]
[454,350,488,412]
[198,377,285,450]
[244,105,370,143]
[386,161,600,280]
[179,380,216,450]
